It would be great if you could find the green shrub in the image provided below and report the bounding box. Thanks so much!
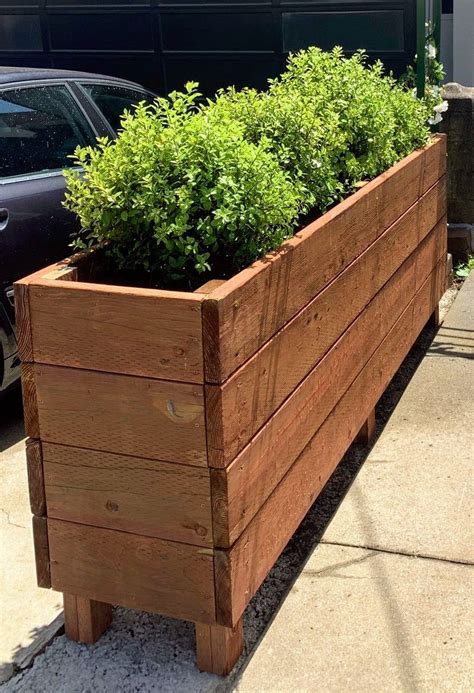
[65,48,433,287]
[65,84,299,284]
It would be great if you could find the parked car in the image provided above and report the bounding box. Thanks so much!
[0,68,155,393]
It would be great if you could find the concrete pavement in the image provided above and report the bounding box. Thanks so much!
[0,391,63,684]
[235,273,474,692]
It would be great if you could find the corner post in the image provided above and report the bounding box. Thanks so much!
[195,620,244,676]
[63,594,112,644]
[356,408,376,445]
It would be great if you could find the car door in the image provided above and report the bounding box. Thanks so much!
[0,82,102,327]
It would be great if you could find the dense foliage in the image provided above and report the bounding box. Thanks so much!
[65,47,433,287]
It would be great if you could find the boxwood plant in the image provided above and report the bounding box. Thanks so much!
[65,47,434,288]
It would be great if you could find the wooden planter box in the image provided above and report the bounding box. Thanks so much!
[16,135,447,675]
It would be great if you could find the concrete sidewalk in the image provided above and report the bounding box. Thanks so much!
[235,273,474,692]
[0,393,63,684]
[2,276,472,692]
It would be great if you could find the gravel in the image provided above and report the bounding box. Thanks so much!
[3,289,459,693]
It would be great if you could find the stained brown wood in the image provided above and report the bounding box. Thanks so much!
[25,439,45,517]
[48,519,216,624]
[13,282,33,363]
[28,281,204,383]
[34,365,207,466]
[194,279,227,295]
[356,408,376,444]
[428,306,441,328]
[207,184,447,467]
[211,224,447,547]
[32,516,50,588]
[63,594,112,644]
[21,363,40,439]
[195,619,244,675]
[202,136,446,384]
[215,259,446,627]
[43,443,213,545]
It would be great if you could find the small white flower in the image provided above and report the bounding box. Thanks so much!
[429,112,443,125]
[434,100,449,113]
[427,43,436,60]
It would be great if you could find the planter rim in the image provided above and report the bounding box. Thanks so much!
[17,134,444,301]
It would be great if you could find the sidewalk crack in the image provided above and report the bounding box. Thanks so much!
[320,539,474,567]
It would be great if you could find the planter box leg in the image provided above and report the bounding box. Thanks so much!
[356,408,376,445]
[63,594,112,644]
[195,620,244,675]
[428,305,441,329]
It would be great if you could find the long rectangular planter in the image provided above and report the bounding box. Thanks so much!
[16,134,447,675]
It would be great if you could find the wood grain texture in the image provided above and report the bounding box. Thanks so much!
[356,408,376,444]
[63,594,112,644]
[48,519,216,624]
[195,619,244,675]
[215,259,446,627]
[202,136,446,384]
[13,281,33,363]
[32,516,50,588]
[21,363,40,439]
[28,281,203,383]
[43,443,213,546]
[422,132,447,192]
[211,222,447,547]
[34,365,207,466]
[207,181,447,467]
[25,438,45,517]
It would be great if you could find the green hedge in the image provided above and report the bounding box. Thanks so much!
[65,47,433,287]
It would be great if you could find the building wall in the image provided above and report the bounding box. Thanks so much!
[0,1,417,95]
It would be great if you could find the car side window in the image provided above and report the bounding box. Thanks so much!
[0,84,96,180]
[81,84,154,133]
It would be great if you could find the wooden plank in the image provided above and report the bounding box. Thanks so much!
[21,363,40,439]
[32,516,50,588]
[43,443,213,546]
[356,408,376,444]
[215,259,446,627]
[63,594,112,644]
[194,279,227,295]
[212,221,447,547]
[48,519,216,624]
[25,438,45,517]
[207,183,447,467]
[195,619,244,675]
[13,282,33,363]
[202,136,446,384]
[28,281,204,383]
[34,365,207,466]
[422,133,447,193]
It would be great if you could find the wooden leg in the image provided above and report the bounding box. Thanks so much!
[63,594,112,644]
[195,619,244,676]
[427,305,441,328]
[356,408,376,444]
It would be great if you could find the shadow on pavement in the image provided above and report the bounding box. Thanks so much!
[1,387,25,453]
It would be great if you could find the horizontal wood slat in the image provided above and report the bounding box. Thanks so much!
[202,136,446,384]
[215,258,446,627]
[211,218,447,546]
[25,439,46,517]
[32,515,51,588]
[28,282,204,383]
[43,443,213,546]
[207,179,446,467]
[21,363,40,439]
[34,365,207,466]
[48,519,216,624]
